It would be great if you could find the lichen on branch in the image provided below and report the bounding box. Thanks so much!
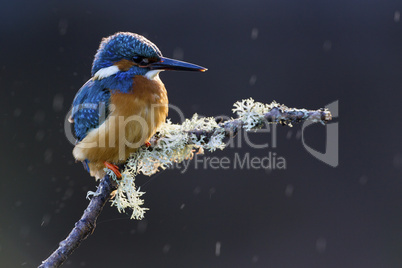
[104,98,332,220]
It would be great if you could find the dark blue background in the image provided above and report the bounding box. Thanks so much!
[1,0,402,267]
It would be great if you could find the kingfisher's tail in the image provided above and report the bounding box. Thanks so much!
[82,159,90,173]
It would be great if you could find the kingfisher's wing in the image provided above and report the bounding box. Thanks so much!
[70,79,111,142]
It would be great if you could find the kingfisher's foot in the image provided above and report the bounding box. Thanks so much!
[104,161,122,179]
[145,141,151,147]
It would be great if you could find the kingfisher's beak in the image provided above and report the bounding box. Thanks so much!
[149,57,207,72]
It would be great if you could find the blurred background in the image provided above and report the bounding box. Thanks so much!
[1,0,402,267]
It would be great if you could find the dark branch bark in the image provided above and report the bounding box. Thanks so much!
[39,175,117,268]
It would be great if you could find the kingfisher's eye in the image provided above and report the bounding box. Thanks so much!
[132,55,150,66]
[132,55,143,64]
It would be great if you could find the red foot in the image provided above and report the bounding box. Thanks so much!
[145,141,151,147]
[104,161,122,179]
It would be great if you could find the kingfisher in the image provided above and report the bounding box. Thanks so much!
[69,32,207,179]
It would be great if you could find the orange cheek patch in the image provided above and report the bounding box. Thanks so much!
[114,59,136,71]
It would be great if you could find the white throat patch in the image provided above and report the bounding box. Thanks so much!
[145,70,163,80]
[93,65,120,80]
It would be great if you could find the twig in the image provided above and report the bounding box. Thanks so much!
[39,175,117,268]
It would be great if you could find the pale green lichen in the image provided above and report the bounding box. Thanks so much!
[107,99,281,220]
[232,98,283,130]
[108,114,227,220]
[86,189,99,200]
[108,169,148,220]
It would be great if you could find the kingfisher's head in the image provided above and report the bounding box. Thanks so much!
[91,32,207,81]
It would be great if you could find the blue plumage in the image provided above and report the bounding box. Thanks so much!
[91,32,162,76]
[71,79,111,142]
[95,70,137,93]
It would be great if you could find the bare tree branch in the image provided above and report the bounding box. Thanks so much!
[39,175,117,268]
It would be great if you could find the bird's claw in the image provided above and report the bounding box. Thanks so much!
[104,161,122,179]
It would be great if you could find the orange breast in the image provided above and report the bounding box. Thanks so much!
[109,75,169,153]
[73,75,169,178]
